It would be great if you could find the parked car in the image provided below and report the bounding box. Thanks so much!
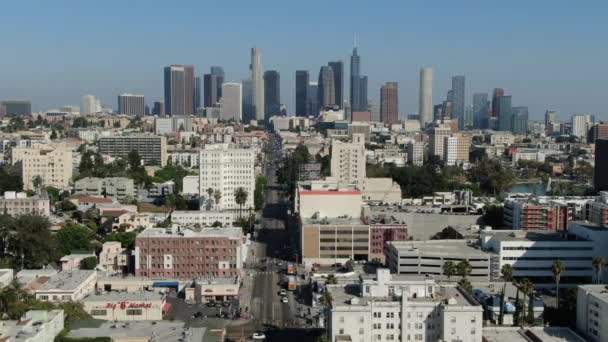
[252,332,266,340]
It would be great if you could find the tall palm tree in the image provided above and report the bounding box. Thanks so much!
[206,188,214,209]
[456,260,472,278]
[499,264,514,325]
[593,256,606,284]
[213,190,222,210]
[519,278,534,326]
[552,259,565,310]
[442,261,456,281]
[501,264,514,282]
[234,187,248,219]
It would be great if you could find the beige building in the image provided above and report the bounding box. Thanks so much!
[294,179,363,219]
[11,147,73,190]
[84,292,167,321]
[98,242,130,274]
[98,135,167,166]
[428,124,451,160]
[361,178,401,204]
[18,270,97,303]
[0,191,50,216]
[330,133,366,188]
[300,217,370,265]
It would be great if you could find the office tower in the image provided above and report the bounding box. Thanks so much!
[380,82,399,125]
[241,79,255,122]
[491,88,505,118]
[419,67,433,127]
[595,139,608,191]
[11,147,72,190]
[194,76,201,110]
[250,47,264,120]
[512,107,529,135]
[99,135,167,166]
[589,124,608,143]
[497,95,513,131]
[295,71,309,117]
[220,83,242,121]
[545,110,558,127]
[264,70,281,119]
[318,66,336,109]
[463,105,474,129]
[164,65,195,116]
[358,76,368,110]
[451,76,465,128]
[330,134,366,189]
[433,104,444,122]
[81,95,99,115]
[429,124,452,160]
[407,141,424,166]
[473,93,489,129]
[350,45,367,111]
[0,100,31,117]
[572,114,594,139]
[369,100,380,122]
[328,61,344,109]
[443,136,458,166]
[306,82,319,117]
[203,74,219,107]
[152,101,165,116]
[210,66,225,98]
[117,94,145,116]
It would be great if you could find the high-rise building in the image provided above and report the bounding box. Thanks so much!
[350,46,368,112]
[428,124,452,160]
[472,93,489,129]
[463,105,474,129]
[407,141,424,166]
[545,110,558,127]
[98,135,167,166]
[81,95,100,115]
[164,65,195,116]
[203,74,219,107]
[295,71,309,117]
[117,94,145,116]
[241,79,255,122]
[330,134,366,189]
[250,47,265,121]
[491,88,505,118]
[328,61,344,109]
[451,76,465,128]
[418,67,433,127]
[497,95,512,132]
[152,101,165,116]
[443,136,458,166]
[318,66,336,110]
[358,76,368,110]
[263,70,280,119]
[11,147,73,190]
[572,114,594,139]
[512,106,529,135]
[210,66,225,99]
[220,83,242,121]
[1,100,31,117]
[194,76,201,110]
[306,82,319,117]
[589,124,608,143]
[380,82,399,125]
[596,140,608,192]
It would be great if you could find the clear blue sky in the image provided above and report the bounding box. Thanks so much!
[1,0,607,120]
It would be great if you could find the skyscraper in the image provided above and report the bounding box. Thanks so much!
[250,47,265,121]
[0,100,31,117]
[595,139,608,191]
[380,82,399,125]
[211,66,224,101]
[512,106,529,135]
[203,74,219,107]
[358,76,368,111]
[164,65,195,116]
[306,82,319,117]
[451,76,465,128]
[152,101,164,116]
[295,71,309,117]
[545,110,558,127]
[472,93,489,129]
[491,88,505,118]
[264,70,280,119]
[318,66,336,110]
[497,95,512,131]
[241,79,255,122]
[117,94,145,116]
[220,83,242,121]
[194,76,201,110]
[350,46,361,111]
[419,67,433,127]
[81,95,100,115]
[328,61,343,109]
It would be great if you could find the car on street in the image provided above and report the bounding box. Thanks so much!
[252,332,266,340]
[206,301,215,307]
[281,296,288,303]
[279,289,287,296]
[222,301,231,307]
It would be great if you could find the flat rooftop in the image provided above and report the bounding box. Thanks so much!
[579,284,608,301]
[302,216,365,226]
[68,320,219,342]
[18,270,94,292]
[387,240,489,258]
[483,230,589,242]
[83,291,164,302]
[137,227,242,239]
[482,327,586,342]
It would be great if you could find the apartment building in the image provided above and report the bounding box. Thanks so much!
[74,177,135,202]
[0,310,64,342]
[428,124,451,160]
[11,147,73,190]
[588,192,608,227]
[511,149,545,165]
[0,191,50,216]
[369,224,408,263]
[198,144,256,210]
[18,270,97,302]
[134,227,243,279]
[98,135,167,166]
[330,133,366,188]
[168,151,200,168]
[504,198,572,231]
[385,240,491,280]
[443,136,458,166]
[98,242,129,274]
[329,269,483,342]
[406,141,424,166]
[170,210,236,228]
[576,284,608,341]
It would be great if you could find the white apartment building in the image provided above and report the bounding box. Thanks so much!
[576,284,608,341]
[168,151,200,168]
[0,310,64,342]
[571,114,593,139]
[406,141,424,166]
[443,136,458,166]
[428,124,451,160]
[511,149,545,165]
[220,82,242,121]
[489,132,515,146]
[330,133,366,189]
[198,144,255,210]
[480,227,594,281]
[0,191,50,216]
[182,175,199,195]
[170,210,236,228]
[18,270,97,303]
[11,147,73,190]
[329,269,483,342]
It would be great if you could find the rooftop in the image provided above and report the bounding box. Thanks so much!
[137,227,242,240]
[84,291,164,302]
[301,216,365,226]
[387,240,489,258]
[482,229,587,242]
[67,320,219,342]
[482,327,586,342]
[19,270,95,292]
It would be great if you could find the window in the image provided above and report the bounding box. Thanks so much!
[359,328,364,335]
[126,309,143,315]
[91,309,107,316]
[340,317,344,323]
[339,328,344,334]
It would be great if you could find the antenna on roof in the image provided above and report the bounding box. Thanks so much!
[353,33,357,48]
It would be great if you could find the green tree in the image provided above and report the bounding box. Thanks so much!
[325,274,338,285]
[458,277,473,294]
[519,278,534,326]
[128,150,142,170]
[442,261,456,280]
[468,157,515,196]
[105,231,137,249]
[234,187,248,219]
[501,264,514,282]
[80,256,98,270]
[320,291,333,307]
[1,215,57,269]
[50,129,58,139]
[431,226,464,240]
[456,260,472,278]
[213,190,222,210]
[254,176,267,210]
[32,175,43,191]
[593,256,606,284]
[54,223,96,256]
[552,259,565,310]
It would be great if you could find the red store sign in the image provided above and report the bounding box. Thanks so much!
[106,302,153,310]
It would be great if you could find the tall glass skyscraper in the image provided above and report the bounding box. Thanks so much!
[328,61,343,109]
[512,106,529,135]
[350,47,362,111]
[194,76,201,110]
[451,75,465,128]
[473,93,489,129]
[497,95,513,131]
[164,65,195,116]
[318,66,336,110]
[264,70,280,120]
[295,70,309,117]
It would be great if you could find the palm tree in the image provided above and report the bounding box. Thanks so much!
[320,291,333,307]
[593,256,606,284]
[206,188,214,209]
[234,187,248,219]
[442,261,456,281]
[325,274,337,285]
[213,190,222,210]
[456,260,472,278]
[501,264,514,282]
[519,278,534,326]
[552,259,565,310]
[499,264,514,325]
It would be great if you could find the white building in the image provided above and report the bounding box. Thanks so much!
[406,141,424,166]
[489,132,515,146]
[428,124,451,160]
[330,134,366,189]
[361,177,401,204]
[98,241,129,274]
[182,175,199,195]
[0,310,64,342]
[18,270,97,303]
[571,114,593,139]
[84,292,167,321]
[170,210,236,228]
[220,82,242,121]
[511,149,545,165]
[329,269,483,342]
[443,136,458,166]
[251,47,265,121]
[576,284,608,341]
[198,144,256,210]
[0,191,50,216]
[295,179,362,219]
[168,151,200,168]
[81,94,101,115]
[418,67,433,127]
[118,93,145,116]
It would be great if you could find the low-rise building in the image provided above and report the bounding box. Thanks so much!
[66,320,213,342]
[300,217,370,265]
[98,241,130,274]
[60,252,96,271]
[187,276,240,304]
[84,291,168,321]
[171,210,236,228]
[504,198,572,231]
[0,191,50,216]
[512,148,545,165]
[0,310,64,342]
[295,179,363,219]
[74,177,136,202]
[18,270,97,302]
[361,178,401,204]
[576,284,608,342]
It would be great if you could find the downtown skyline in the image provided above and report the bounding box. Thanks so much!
[0,1,606,119]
